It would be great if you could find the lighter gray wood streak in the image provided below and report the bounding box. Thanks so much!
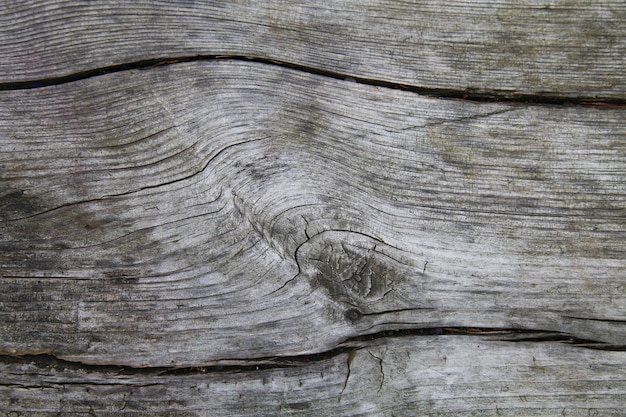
[1,337,624,416]
[1,61,624,367]
[0,1,625,98]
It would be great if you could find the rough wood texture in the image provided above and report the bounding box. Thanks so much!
[1,1,625,99]
[1,61,624,368]
[1,1,625,415]
[2,337,625,416]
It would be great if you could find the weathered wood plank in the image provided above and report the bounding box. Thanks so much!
[0,1,625,99]
[1,61,624,367]
[1,337,624,416]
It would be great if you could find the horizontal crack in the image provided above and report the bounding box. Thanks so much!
[1,55,625,106]
[1,135,265,223]
[563,316,626,324]
[1,327,622,377]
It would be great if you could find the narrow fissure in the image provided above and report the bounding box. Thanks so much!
[1,55,625,107]
[1,327,622,377]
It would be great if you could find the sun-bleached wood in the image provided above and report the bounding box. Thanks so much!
[1,62,624,369]
[1,337,624,416]
[2,0,626,411]
[0,1,625,99]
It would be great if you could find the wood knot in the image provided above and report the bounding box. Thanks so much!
[344,308,363,322]
[300,231,397,305]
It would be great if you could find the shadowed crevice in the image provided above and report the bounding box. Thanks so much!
[1,55,625,107]
[1,327,622,377]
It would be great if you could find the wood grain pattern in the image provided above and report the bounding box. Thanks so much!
[1,1,625,99]
[2,2,625,414]
[1,61,624,369]
[1,337,624,416]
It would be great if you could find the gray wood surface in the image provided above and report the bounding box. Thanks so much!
[1,1,625,99]
[1,1,625,415]
[1,61,624,368]
[0,61,626,415]
[1,337,625,416]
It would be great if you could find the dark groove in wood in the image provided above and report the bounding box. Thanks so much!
[564,316,626,324]
[1,55,625,107]
[1,327,621,376]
